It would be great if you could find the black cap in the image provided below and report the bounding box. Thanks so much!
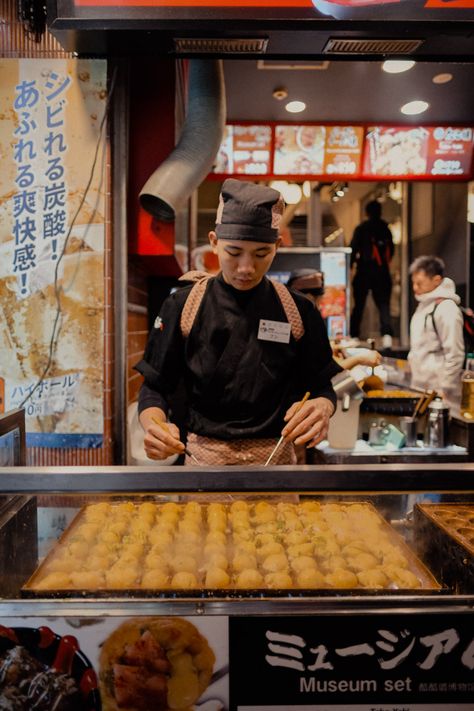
[287,269,325,296]
[215,178,285,243]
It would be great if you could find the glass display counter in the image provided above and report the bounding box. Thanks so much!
[0,464,473,711]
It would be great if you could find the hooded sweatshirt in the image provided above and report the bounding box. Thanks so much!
[408,277,464,410]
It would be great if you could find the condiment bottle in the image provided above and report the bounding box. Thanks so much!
[460,353,474,420]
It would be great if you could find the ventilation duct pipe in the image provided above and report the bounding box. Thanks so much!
[140,59,226,221]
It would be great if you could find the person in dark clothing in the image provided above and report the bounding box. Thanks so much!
[134,179,339,466]
[349,199,394,347]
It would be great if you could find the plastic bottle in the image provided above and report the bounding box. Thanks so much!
[460,353,474,420]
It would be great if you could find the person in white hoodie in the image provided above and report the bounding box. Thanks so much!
[408,255,465,412]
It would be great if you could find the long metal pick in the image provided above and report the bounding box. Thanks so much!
[264,391,311,467]
[151,417,201,465]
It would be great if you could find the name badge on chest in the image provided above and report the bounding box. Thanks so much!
[258,319,291,344]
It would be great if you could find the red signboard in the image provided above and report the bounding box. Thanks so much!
[212,122,474,181]
[362,125,474,179]
[213,125,272,175]
[73,0,474,11]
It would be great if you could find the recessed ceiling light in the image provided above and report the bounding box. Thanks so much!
[432,72,453,84]
[382,60,415,74]
[285,100,306,114]
[401,100,429,115]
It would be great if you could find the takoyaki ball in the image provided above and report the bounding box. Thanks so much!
[296,568,326,589]
[264,572,293,589]
[287,543,314,559]
[232,553,258,573]
[254,522,278,536]
[232,527,253,542]
[230,500,249,513]
[276,502,297,514]
[341,542,368,558]
[333,527,354,547]
[84,554,112,571]
[313,538,340,559]
[103,520,128,537]
[178,519,201,536]
[115,502,135,517]
[141,569,169,588]
[357,568,388,589]
[105,566,138,588]
[70,571,105,589]
[204,553,228,571]
[66,539,89,558]
[184,500,202,515]
[137,501,157,517]
[383,549,409,568]
[121,542,145,558]
[256,542,284,560]
[84,502,111,522]
[75,523,100,542]
[129,519,152,537]
[203,542,227,559]
[114,552,141,569]
[235,568,264,589]
[347,552,378,573]
[299,501,321,513]
[290,556,317,574]
[161,501,180,515]
[320,555,347,573]
[170,571,198,589]
[384,565,421,589]
[234,540,257,556]
[45,554,78,574]
[36,571,71,590]
[148,529,174,547]
[284,530,308,547]
[252,507,276,525]
[90,542,114,557]
[100,530,121,546]
[281,516,303,532]
[171,554,198,575]
[205,567,230,588]
[261,553,289,573]
[230,510,250,526]
[325,568,358,589]
[206,530,227,546]
[144,552,169,570]
[255,533,275,548]
[174,543,202,561]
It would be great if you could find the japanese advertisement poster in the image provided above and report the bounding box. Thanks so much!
[0,612,472,710]
[0,58,107,448]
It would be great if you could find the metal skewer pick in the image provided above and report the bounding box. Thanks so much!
[264,391,311,467]
[151,417,201,465]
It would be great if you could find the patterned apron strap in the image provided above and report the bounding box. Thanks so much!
[179,273,212,338]
[271,280,305,341]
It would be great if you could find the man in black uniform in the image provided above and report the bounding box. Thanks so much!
[135,179,339,465]
[349,199,394,348]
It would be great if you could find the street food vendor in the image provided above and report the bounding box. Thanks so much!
[134,179,340,465]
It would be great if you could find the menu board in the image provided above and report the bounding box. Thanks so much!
[362,125,474,178]
[274,124,326,175]
[212,124,272,175]
[323,125,364,176]
[212,123,474,180]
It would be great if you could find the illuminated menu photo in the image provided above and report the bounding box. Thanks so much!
[212,124,272,176]
[362,125,474,179]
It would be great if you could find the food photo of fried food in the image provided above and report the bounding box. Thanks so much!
[99,617,216,711]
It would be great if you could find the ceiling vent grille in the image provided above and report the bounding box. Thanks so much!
[323,38,424,55]
[257,59,329,71]
[174,38,269,54]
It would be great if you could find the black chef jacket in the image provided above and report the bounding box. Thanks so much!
[135,273,340,440]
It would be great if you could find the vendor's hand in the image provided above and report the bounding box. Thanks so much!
[139,408,185,461]
[358,350,382,368]
[281,397,335,448]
